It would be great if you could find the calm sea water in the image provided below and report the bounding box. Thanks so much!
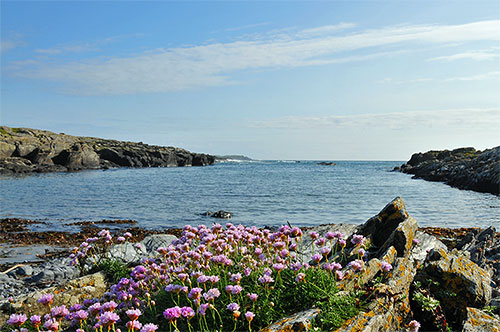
[1,161,498,231]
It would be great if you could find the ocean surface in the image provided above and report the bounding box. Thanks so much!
[1,160,499,231]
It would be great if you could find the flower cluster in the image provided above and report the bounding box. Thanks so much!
[7,223,407,332]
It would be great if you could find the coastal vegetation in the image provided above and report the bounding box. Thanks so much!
[1,198,499,332]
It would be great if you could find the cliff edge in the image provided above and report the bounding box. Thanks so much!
[0,126,215,174]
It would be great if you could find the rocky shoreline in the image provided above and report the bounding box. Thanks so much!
[394,146,500,195]
[0,126,215,174]
[1,199,499,331]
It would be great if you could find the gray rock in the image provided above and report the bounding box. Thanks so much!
[108,242,147,264]
[410,230,447,262]
[417,248,493,325]
[141,234,178,254]
[462,307,500,332]
[396,146,500,194]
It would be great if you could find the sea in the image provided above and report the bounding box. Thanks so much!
[1,160,499,231]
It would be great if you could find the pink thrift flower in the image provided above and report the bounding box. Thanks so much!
[140,323,158,332]
[37,293,54,305]
[381,261,393,272]
[126,309,142,321]
[409,320,421,332]
[30,315,41,327]
[245,311,255,322]
[126,320,142,331]
[227,302,240,312]
[7,313,27,327]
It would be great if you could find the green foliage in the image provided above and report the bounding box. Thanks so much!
[90,258,130,283]
[413,290,440,311]
[482,306,498,316]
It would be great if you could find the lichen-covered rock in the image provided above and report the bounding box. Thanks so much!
[359,197,409,249]
[259,308,320,332]
[0,272,107,324]
[410,230,447,262]
[378,216,418,258]
[337,256,416,332]
[417,248,493,323]
[462,307,500,332]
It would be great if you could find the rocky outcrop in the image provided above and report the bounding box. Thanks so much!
[0,126,215,174]
[394,146,500,195]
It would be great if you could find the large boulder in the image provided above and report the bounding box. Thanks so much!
[462,307,500,332]
[416,248,493,324]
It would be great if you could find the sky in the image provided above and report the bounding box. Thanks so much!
[1,1,499,160]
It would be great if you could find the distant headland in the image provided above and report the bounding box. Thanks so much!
[395,146,499,195]
[0,126,215,174]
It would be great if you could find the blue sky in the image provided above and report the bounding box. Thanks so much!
[1,1,499,160]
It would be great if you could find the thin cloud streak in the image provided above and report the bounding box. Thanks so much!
[248,108,500,130]
[10,20,500,95]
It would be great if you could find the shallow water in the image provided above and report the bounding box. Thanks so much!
[1,161,498,230]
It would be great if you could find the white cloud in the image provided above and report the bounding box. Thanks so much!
[9,19,500,95]
[444,71,500,81]
[1,40,20,53]
[35,43,96,55]
[248,108,500,130]
[429,47,500,62]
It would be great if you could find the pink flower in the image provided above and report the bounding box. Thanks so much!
[349,259,363,272]
[203,288,221,301]
[140,323,158,332]
[381,261,393,272]
[188,287,203,300]
[198,303,210,316]
[74,310,88,321]
[44,318,59,332]
[30,315,42,327]
[312,253,322,263]
[309,232,319,240]
[126,320,142,331]
[51,305,69,318]
[320,246,331,256]
[413,238,420,244]
[295,273,306,282]
[245,311,255,322]
[99,311,120,327]
[7,313,27,327]
[351,234,365,246]
[335,270,344,280]
[230,273,242,283]
[126,309,142,321]
[227,302,240,312]
[37,293,54,305]
[101,300,118,311]
[163,306,182,321]
[180,306,195,319]
[247,293,258,302]
[409,320,421,332]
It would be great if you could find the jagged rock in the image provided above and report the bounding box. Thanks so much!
[0,126,215,174]
[410,230,447,262]
[358,197,409,249]
[378,216,418,258]
[417,248,493,325]
[395,146,500,194]
[337,256,416,331]
[462,307,500,332]
[259,308,320,332]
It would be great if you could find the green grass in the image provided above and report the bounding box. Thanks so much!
[89,258,130,284]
